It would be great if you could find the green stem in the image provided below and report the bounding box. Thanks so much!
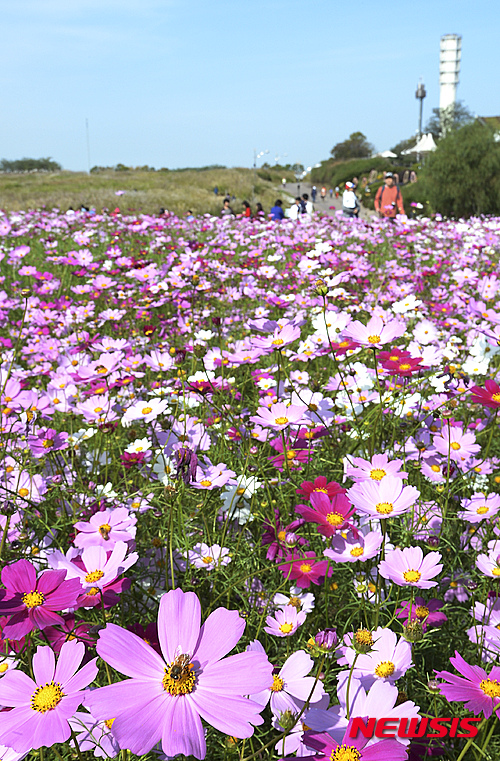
[455,718,486,761]
[345,652,360,719]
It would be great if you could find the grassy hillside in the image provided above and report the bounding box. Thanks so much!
[0,166,295,216]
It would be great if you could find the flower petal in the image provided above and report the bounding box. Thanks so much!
[0,669,35,706]
[1,559,36,594]
[162,695,206,760]
[54,639,84,686]
[193,607,245,667]
[33,645,55,685]
[199,652,273,695]
[157,589,201,663]
[96,623,166,680]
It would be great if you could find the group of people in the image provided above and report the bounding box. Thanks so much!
[219,170,405,222]
[341,171,405,220]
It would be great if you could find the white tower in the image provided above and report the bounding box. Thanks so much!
[439,34,462,112]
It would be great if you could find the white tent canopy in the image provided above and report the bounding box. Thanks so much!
[401,133,437,155]
[374,150,398,158]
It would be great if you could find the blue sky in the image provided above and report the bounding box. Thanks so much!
[1,0,498,172]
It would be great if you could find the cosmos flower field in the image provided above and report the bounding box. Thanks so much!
[0,207,500,760]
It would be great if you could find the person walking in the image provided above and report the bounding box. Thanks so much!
[342,182,360,218]
[374,172,405,219]
[302,193,314,219]
[320,186,326,201]
[311,186,317,203]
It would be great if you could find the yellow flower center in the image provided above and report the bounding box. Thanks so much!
[22,591,44,608]
[42,438,54,448]
[326,512,344,526]
[200,479,212,487]
[18,488,29,497]
[288,596,302,609]
[270,675,284,692]
[142,406,153,415]
[162,660,196,695]
[450,442,461,450]
[308,403,318,411]
[202,556,213,564]
[431,465,441,472]
[354,629,373,647]
[492,568,500,576]
[31,682,64,713]
[0,663,8,673]
[476,506,489,515]
[104,718,116,729]
[300,563,312,573]
[330,744,362,761]
[399,363,412,371]
[236,487,245,495]
[350,547,364,557]
[87,587,100,596]
[286,450,297,460]
[367,335,381,344]
[278,530,287,541]
[85,569,105,584]
[492,393,500,402]
[279,622,294,634]
[275,416,289,425]
[480,679,500,698]
[99,523,112,540]
[131,501,140,509]
[375,660,395,678]
[403,569,422,583]
[415,605,429,619]
[272,338,284,345]
[94,406,103,413]
[370,468,386,480]
[376,502,394,515]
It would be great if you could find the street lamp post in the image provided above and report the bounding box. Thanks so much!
[415,80,427,139]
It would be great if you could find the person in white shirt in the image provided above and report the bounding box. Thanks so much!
[342,182,360,218]
[286,197,302,220]
[301,193,314,219]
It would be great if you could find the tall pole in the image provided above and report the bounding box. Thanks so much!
[86,118,91,174]
[415,81,426,139]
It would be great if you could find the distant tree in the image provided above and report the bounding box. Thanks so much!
[425,101,474,141]
[424,121,500,217]
[389,137,419,167]
[0,157,61,172]
[330,132,374,160]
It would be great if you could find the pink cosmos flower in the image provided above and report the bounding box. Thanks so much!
[324,530,383,564]
[347,476,419,519]
[69,710,120,758]
[186,543,231,570]
[433,425,480,464]
[264,606,306,637]
[342,316,405,348]
[250,401,307,431]
[0,559,82,640]
[73,507,137,549]
[251,323,301,350]
[378,546,443,589]
[295,491,357,538]
[338,627,413,689]
[249,647,325,716]
[47,542,138,598]
[278,550,332,588]
[0,640,98,754]
[85,588,272,760]
[344,453,408,483]
[458,492,500,523]
[476,542,500,579]
[435,651,500,719]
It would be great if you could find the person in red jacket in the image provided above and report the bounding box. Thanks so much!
[374,172,405,219]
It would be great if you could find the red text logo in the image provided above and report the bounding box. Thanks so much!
[348,717,481,740]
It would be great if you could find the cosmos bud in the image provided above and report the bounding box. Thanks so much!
[352,628,373,654]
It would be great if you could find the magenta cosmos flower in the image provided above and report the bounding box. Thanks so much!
[435,651,500,718]
[286,726,408,760]
[342,316,405,348]
[347,476,419,519]
[379,547,443,589]
[0,640,98,753]
[85,588,272,760]
[470,379,500,409]
[250,401,307,431]
[0,559,82,640]
[296,476,345,499]
[295,491,357,538]
[278,550,332,588]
